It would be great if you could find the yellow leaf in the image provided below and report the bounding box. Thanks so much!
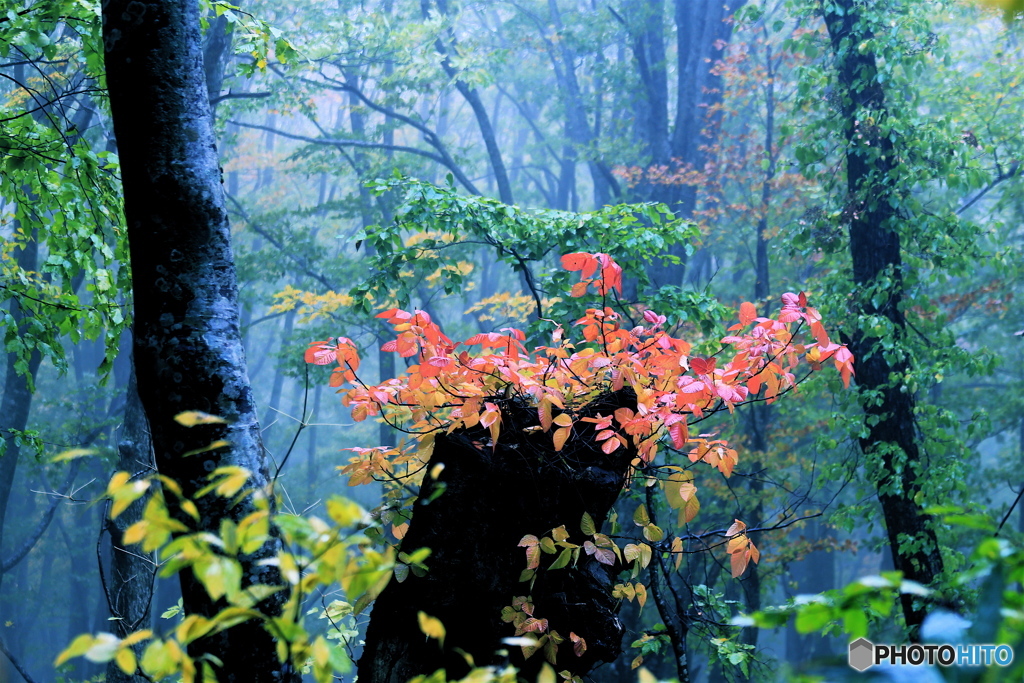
[107,472,151,520]
[115,647,136,674]
[727,534,748,555]
[681,494,700,524]
[51,448,96,462]
[326,497,366,527]
[633,504,650,526]
[120,630,153,648]
[182,439,230,457]
[313,636,330,667]
[174,411,227,427]
[180,499,200,521]
[417,611,446,646]
[54,634,94,666]
[196,466,250,498]
[671,537,683,570]
[176,614,214,645]
[141,640,176,679]
[106,471,131,495]
[123,521,148,546]
[637,667,658,683]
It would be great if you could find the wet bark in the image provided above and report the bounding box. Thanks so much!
[823,0,943,636]
[358,390,639,682]
[102,1,297,680]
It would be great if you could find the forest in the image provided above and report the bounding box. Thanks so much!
[0,0,1022,681]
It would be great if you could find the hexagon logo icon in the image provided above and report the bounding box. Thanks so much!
[849,637,874,672]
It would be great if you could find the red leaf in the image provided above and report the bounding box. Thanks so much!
[560,253,592,272]
[690,357,716,375]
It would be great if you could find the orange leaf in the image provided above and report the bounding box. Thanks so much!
[553,426,570,452]
[570,632,587,657]
[538,401,553,432]
[305,342,337,365]
[738,301,757,326]
[730,548,748,578]
[553,413,573,428]
[726,519,747,537]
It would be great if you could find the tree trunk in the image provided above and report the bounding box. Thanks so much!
[105,365,156,683]
[0,238,43,596]
[101,1,298,680]
[202,13,233,113]
[425,0,515,205]
[358,391,638,682]
[823,0,943,636]
[622,0,746,288]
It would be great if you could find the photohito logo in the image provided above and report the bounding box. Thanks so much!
[848,638,1014,671]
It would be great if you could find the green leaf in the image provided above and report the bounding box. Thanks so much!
[580,512,596,536]
[548,547,572,571]
[795,602,833,634]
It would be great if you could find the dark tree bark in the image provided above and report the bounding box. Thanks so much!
[202,13,233,113]
[823,0,943,636]
[101,1,298,680]
[358,391,638,683]
[105,366,156,683]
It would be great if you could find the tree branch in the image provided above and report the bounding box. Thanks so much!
[956,161,1020,215]
[1,459,81,573]
[0,635,41,683]
[209,90,270,106]
[229,119,482,196]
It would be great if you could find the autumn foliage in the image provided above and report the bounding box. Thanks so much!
[306,252,853,580]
